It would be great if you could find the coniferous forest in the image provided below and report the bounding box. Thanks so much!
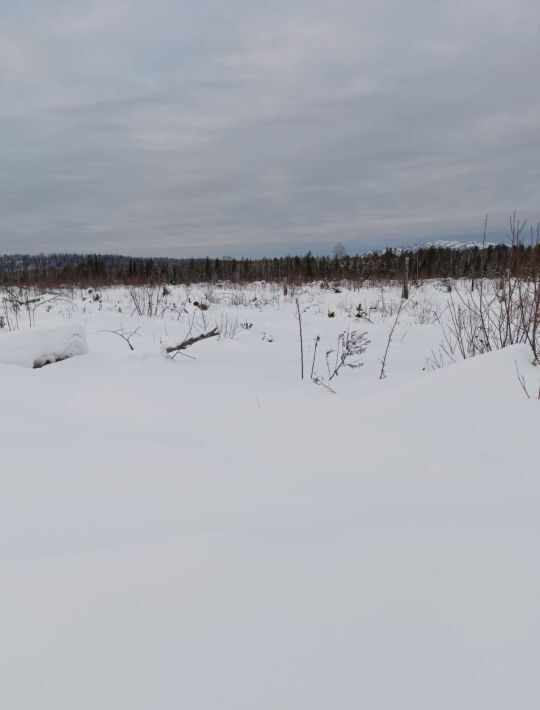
[1,242,539,287]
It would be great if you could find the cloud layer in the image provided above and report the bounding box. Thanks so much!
[1,0,539,255]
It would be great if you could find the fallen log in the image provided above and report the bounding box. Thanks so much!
[164,327,219,355]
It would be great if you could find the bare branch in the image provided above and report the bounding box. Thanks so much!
[379,298,407,379]
[312,376,336,394]
[165,327,219,354]
[295,298,304,380]
[98,326,140,351]
[515,360,531,399]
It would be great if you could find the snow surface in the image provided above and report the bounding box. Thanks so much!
[0,282,538,709]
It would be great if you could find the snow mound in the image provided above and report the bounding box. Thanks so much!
[0,323,88,368]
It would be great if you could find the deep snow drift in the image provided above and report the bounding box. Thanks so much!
[0,282,538,709]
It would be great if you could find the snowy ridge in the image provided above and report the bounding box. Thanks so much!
[407,238,498,251]
[366,238,499,255]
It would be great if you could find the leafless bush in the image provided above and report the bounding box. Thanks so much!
[410,298,441,325]
[371,286,404,320]
[1,287,73,329]
[325,329,369,381]
[98,325,141,351]
[129,286,164,317]
[425,348,447,371]
[205,288,250,307]
[307,328,368,392]
[161,302,188,321]
[433,214,540,365]
[217,314,240,340]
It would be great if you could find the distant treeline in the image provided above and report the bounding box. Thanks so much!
[0,244,539,286]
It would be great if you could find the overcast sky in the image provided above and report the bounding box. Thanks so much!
[1,0,539,256]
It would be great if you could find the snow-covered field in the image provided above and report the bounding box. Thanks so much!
[1,281,539,709]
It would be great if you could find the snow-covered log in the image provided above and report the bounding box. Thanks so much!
[0,323,88,368]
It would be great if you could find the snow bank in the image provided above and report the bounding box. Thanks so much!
[0,322,88,368]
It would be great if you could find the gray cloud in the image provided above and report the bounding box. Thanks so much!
[1,0,539,256]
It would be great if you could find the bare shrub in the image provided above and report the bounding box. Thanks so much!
[98,325,141,351]
[432,215,540,365]
[325,329,369,381]
[129,286,164,317]
[217,314,240,340]
[1,287,73,329]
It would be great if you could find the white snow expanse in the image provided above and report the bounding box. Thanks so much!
[0,281,538,709]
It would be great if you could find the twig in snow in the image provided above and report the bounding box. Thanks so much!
[295,298,304,380]
[310,334,320,380]
[514,360,538,399]
[379,298,407,379]
[312,376,336,394]
[98,325,141,351]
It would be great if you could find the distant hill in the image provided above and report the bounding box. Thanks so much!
[407,239,498,251]
[365,239,499,256]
